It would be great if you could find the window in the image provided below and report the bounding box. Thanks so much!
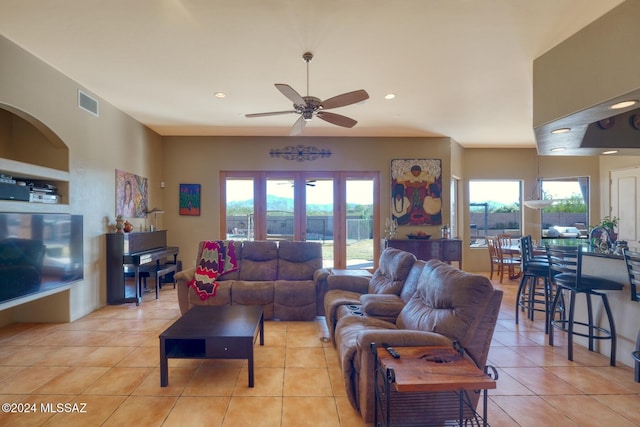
[450,176,459,239]
[540,177,589,239]
[225,178,254,241]
[469,180,522,246]
[221,171,379,269]
[345,179,375,268]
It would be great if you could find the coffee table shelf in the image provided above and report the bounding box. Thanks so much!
[160,305,264,387]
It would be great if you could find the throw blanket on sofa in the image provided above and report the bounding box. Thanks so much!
[188,240,238,300]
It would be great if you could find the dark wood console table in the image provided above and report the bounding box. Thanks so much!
[384,239,462,268]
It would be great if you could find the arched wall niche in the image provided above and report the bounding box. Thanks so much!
[0,103,68,172]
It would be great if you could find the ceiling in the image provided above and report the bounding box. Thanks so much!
[0,0,627,148]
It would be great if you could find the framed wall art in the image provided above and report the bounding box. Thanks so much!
[115,169,148,218]
[179,183,201,216]
[390,159,442,226]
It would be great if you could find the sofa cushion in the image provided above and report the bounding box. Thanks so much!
[399,259,426,304]
[368,248,416,294]
[397,259,494,347]
[231,280,274,319]
[238,241,278,281]
[274,280,317,320]
[277,241,323,280]
[187,281,232,307]
[359,294,405,318]
[194,241,240,281]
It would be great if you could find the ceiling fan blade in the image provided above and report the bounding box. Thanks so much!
[290,115,306,135]
[245,110,296,118]
[275,84,306,106]
[317,111,357,128]
[320,89,369,110]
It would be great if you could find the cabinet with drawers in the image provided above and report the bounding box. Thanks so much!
[384,239,462,268]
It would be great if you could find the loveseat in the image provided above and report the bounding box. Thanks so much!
[329,256,503,423]
[175,240,329,321]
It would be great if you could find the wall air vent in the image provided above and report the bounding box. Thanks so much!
[78,89,99,117]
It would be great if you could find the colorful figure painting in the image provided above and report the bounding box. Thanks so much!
[116,169,148,218]
[179,183,201,216]
[390,159,442,225]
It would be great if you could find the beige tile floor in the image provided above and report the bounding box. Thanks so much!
[0,274,638,426]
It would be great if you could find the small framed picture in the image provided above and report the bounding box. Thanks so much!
[179,183,201,216]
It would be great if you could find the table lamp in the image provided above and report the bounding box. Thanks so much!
[146,207,165,231]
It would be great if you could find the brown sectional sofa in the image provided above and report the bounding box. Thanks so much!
[175,240,329,321]
[325,249,503,424]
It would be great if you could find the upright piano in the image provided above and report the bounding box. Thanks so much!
[106,230,179,305]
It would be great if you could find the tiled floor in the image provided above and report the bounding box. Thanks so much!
[0,274,638,426]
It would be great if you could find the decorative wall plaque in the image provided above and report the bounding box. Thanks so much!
[269,145,332,162]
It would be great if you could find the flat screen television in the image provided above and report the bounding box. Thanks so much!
[0,213,83,303]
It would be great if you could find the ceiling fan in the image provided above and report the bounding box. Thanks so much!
[245,52,369,135]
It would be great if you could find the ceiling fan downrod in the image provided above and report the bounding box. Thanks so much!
[302,52,313,97]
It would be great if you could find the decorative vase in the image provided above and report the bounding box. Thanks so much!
[123,221,133,233]
[115,215,124,233]
[605,228,617,243]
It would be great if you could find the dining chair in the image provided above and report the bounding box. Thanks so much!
[498,233,521,263]
[486,236,520,283]
[547,245,624,366]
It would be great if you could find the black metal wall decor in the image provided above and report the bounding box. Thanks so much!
[269,145,332,162]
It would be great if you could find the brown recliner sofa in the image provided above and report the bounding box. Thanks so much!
[175,240,328,320]
[323,247,419,342]
[333,258,503,423]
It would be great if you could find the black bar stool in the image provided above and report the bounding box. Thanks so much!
[547,246,623,366]
[622,247,640,381]
[515,236,554,333]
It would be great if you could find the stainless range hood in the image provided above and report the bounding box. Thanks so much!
[533,0,640,156]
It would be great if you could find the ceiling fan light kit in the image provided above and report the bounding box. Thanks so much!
[246,52,369,135]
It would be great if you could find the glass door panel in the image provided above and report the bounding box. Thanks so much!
[306,178,334,268]
[224,178,254,241]
[346,179,374,269]
[266,178,295,241]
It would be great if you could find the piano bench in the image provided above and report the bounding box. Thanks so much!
[124,267,153,292]
[156,263,178,289]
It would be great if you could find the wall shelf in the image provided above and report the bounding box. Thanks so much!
[0,158,69,182]
[0,158,70,213]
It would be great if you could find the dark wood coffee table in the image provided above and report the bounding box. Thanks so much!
[159,305,264,387]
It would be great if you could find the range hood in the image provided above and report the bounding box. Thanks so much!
[533,1,640,156]
[534,93,640,156]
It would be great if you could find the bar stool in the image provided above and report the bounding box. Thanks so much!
[547,246,623,366]
[622,247,640,381]
[515,236,554,333]
[633,329,640,383]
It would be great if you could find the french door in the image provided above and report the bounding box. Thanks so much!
[221,171,379,269]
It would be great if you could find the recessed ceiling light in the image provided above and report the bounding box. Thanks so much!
[602,150,618,155]
[609,100,637,109]
[550,128,571,134]
[214,92,226,99]
[384,93,396,100]
[550,147,566,152]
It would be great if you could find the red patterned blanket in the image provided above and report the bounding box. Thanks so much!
[187,240,238,300]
